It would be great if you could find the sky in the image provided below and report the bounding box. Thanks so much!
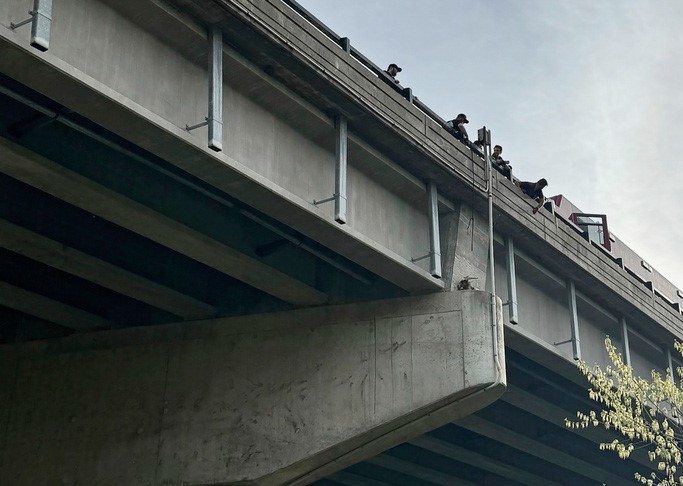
[297,0,683,290]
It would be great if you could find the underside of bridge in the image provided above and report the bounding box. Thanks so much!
[315,345,646,486]
[0,0,670,485]
[0,73,505,486]
[0,73,408,344]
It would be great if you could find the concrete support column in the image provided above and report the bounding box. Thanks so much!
[0,291,505,486]
[439,202,491,292]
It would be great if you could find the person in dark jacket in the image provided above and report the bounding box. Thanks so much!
[518,178,548,214]
[446,113,470,143]
[384,63,402,83]
[491,144,512,179]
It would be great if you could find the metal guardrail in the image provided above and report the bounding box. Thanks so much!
[280,0,683,316]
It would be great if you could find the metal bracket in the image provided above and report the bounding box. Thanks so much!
[621,316,631,367]
[566,279,582,360]
[10,1,53,52]
[553,338,573,346]
[313,195,336,206]
[411,254,430,263]
[185,26,223,151]
[186,117,208,131]
[411,181,441,278]
[312,116,347,224]
[505,237,519,324]
[10,11,35,30]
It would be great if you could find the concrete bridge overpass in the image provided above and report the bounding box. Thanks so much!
[1,0,682,484]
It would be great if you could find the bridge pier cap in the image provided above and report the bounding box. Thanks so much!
[0,291,505,485]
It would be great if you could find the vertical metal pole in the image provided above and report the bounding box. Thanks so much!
[620,316,631,367]
[505,237,519,324]
[667,348,676,382]
[567,279,581,360]
[483,127,500,369]
[426,180,441,278]
[208,26,223,152]
[334,116,347,224]
[30,0,52,51]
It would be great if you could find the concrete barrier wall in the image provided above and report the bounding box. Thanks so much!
[0,290,504,485]
[493,239,628,370]
[577,308,620,369]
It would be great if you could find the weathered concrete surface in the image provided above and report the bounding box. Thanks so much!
[440,203,491,292]
[0,291,505,485]
[0,0,442,293]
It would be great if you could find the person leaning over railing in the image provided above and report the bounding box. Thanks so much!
[446,113,484,157]
[518,178,548,214]
[490,144,512,180]
[384,63,402,83]
[446,113,470,143]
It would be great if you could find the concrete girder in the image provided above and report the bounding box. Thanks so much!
[0,138,328,307]
[0,281,108,331]
[0,219,217,320]
[455,415,632,486]
[409,435,565,486]
[328,471,394,486]
[0,12,443,295]
[501,384,652,470]
[366,454,478,486]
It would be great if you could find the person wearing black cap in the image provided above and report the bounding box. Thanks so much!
[518,178,548,214]
[384,63,402,83]
[446,113,470,143]
[491,145,512,180]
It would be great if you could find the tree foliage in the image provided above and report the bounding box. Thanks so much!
[567,338,683,485]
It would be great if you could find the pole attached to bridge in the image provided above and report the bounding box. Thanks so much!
[10,0,52,51]
[426,180,441,278]
[567,279,582,360]
[480,126,502,376]
[208,26,224,152]
[186,26,223,151]
[313,115,347,224]
[620,315,631,367]
[334,115,347,224]
[505,237,519,324]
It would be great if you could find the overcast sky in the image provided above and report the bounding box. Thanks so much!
[298,0,683,291]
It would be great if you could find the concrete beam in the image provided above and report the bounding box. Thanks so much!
[409,435,564,486]
[501,384,652,470]
[455,415,632,486]
[0,281,107,331]
[0,291,505,485]
[367,454,478,486]
[329,471,394,486]
[0,16,443,295]
[0,138,327,307]
[0,219,216,320]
